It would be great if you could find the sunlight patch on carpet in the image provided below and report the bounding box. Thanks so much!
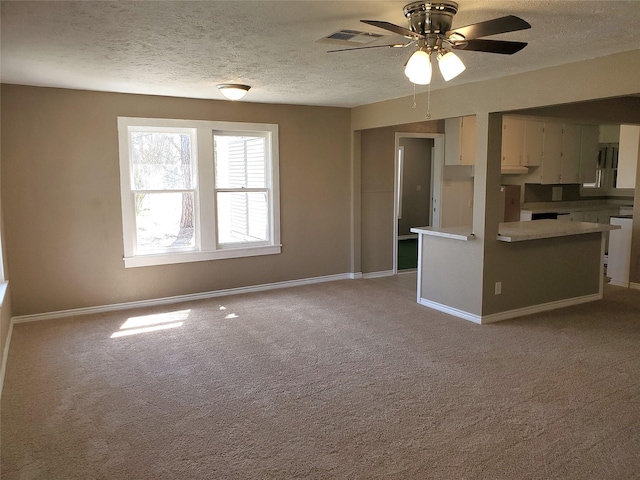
[110,310,190,338]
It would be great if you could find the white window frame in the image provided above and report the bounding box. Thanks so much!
[118,117,280,268]
[213,131,273,248]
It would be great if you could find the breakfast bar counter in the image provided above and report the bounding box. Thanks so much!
[412,219,619,243]
[496,219,620,242]
[410,219,621,324]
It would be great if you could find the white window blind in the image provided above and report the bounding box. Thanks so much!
[214,134,271,246]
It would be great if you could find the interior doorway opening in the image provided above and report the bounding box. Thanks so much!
[393,133,444,274]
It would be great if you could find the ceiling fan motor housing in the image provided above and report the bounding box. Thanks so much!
[403,1,458,37]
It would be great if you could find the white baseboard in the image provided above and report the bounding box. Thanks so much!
[398,234,418,240]
[12,273,355,324]
[0,281,10,398]
[362,270,395,279]
[396,268,417,275]
[419,293,602,324]
[609,280,630,288]
[630,282,640,291]
[418,298,482,324]
[480,293,601,324]
[0,321,13,398]
[350,272,363,280]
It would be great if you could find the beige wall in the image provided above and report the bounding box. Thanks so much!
[513,97,640,125]
[484,234,603,314]
[351,51,640,131]
[420,235,482,314]
[1,85,352,316]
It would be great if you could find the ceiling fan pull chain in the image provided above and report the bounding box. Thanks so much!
[412,83,417,109]
[426,82,431,119]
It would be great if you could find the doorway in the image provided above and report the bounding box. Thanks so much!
[393,133,444,273]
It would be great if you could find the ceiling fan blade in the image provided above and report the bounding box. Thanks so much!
[360,20,422,39]
[452,39,528,55]
[327,43,408,53]
[448,15,531,40]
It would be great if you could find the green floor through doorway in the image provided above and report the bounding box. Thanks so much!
[398,238,418,270]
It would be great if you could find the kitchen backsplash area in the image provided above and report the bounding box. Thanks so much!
[522,183,633,207]
[519,183,634,216]
[523,183,586,203]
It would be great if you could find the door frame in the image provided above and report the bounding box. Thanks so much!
[393,133,445,274]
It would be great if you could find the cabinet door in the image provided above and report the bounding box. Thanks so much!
[541,122,562,184]
[445,116,476,166]
[579,125,599,184]
[561,124,581,184]
[501,117,525,165]
[617,125,640,189]
[523,120,544,166]
[444,117,461,165]
[460,115,476,165]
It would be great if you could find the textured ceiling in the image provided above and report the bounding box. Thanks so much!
[1,1,639,108]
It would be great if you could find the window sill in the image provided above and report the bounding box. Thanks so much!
[124,245,282,268]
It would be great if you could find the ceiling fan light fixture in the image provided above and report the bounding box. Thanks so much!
[357,3,530,90]
[217,84,251,101]
[404,49,432,85]
[437,50,466,81]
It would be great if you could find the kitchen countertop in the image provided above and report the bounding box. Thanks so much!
[410,225,475,241]
[412,219,621,243]
[497,219,620,242]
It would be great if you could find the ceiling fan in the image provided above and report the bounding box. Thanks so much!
[330,1,531,85]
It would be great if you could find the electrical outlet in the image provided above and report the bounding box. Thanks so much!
[495,282,502,295]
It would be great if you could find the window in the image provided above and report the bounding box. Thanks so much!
[582,143,618,191]
[118,118,280,267]
[214,134,270,245]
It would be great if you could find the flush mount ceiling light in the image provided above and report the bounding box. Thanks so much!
[217,84,251,101]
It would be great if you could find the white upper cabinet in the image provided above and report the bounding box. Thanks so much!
[529,121,599,185]
[617,125,640,189]
[501,117,543,168]
[579,125,599,184]
[501,117,525,165]
[540,122,563,184]
[523,120,544,167]
[460,116,476,165]
[445,115,476,166]
[560,123,581,184]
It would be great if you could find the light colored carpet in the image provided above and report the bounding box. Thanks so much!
[2,277,640,479]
